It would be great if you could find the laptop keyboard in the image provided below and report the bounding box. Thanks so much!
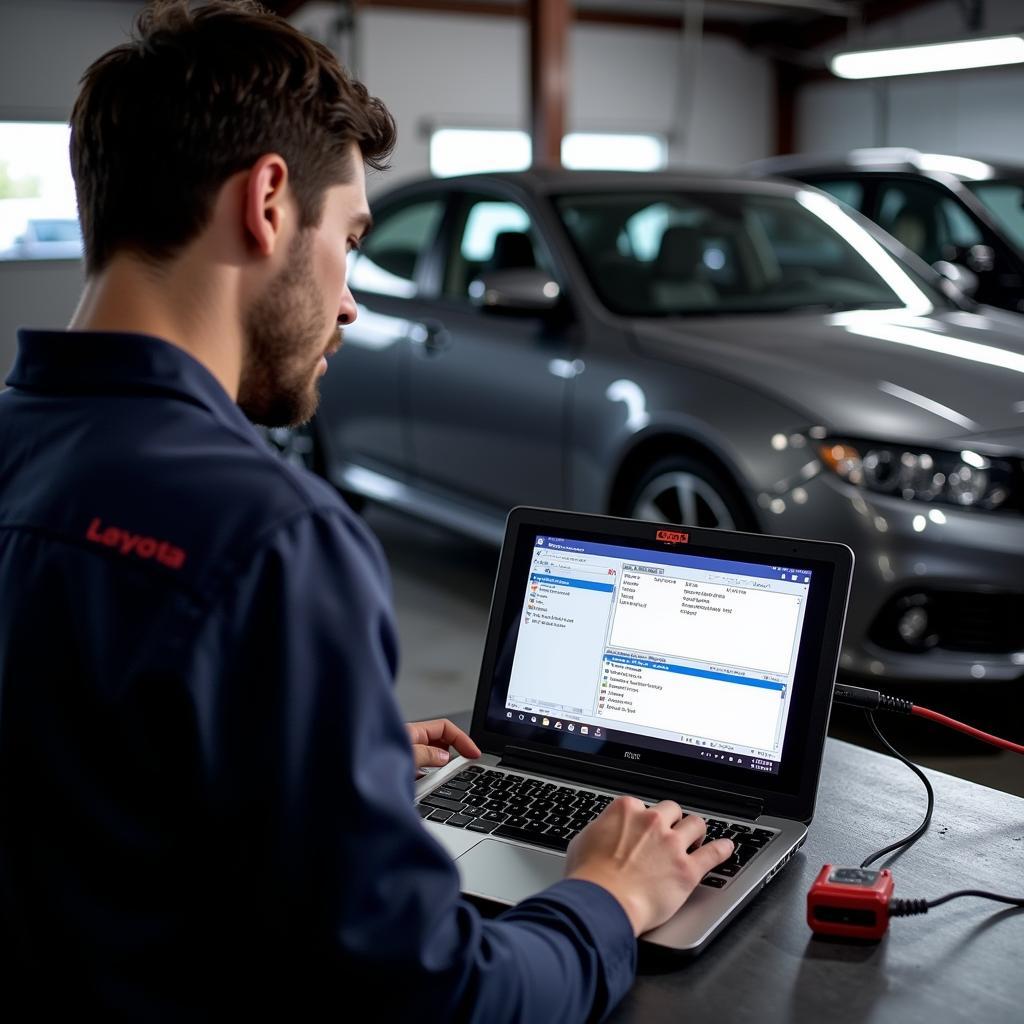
[418,765,778,888]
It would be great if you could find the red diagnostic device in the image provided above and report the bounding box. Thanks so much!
[807,865,895,939]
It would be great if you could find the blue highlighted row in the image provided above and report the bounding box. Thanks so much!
[531,573,616,593]
[604,654,785,692]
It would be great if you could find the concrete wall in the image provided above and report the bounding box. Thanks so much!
[796,0,1024,160]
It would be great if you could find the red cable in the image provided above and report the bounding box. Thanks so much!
[911,705,1024,754]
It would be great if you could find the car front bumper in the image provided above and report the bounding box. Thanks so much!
[767,471,1024,686]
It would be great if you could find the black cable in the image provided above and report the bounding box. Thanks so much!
[859,710,934,869]
[860,713,1024,917]
[834,697,1024,922]
[927,890,1024,909]
[833,683,912,715]
[832,682,1024,754]
[891,891,1024,917]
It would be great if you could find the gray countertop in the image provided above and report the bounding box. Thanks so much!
[610,737,1024,1024]
[441,710,1024,1023]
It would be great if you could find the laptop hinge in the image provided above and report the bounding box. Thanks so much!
[500,745,764,821]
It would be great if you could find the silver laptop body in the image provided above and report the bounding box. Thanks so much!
[415,507,853,955]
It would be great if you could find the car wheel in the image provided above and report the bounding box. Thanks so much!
[259,420,366,513]
[625,455,752,531]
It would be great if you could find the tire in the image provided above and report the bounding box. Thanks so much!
[624,455,753,532]
[259,420,366,513]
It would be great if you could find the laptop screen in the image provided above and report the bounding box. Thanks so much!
[480,518,844,792]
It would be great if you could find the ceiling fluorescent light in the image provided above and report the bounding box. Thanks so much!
[830,34,1024,80]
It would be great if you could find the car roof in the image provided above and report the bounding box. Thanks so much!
[400,168,807,199]
[747,148,1024,183]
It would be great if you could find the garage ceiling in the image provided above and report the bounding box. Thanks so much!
[262,0,937,53]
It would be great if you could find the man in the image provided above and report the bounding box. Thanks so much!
[0,2,732,1018]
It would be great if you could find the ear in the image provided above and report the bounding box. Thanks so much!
[243,153,290,257]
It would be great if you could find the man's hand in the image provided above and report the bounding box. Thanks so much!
[406,718,482,774]
[564,797,734,937]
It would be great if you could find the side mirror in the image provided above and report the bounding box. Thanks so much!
[964,243,995,274]
[469,269,562,314]
[933,259,979,298]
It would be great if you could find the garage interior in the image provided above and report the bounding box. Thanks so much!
[2,0,1022,777]
[1,2,1023,1003]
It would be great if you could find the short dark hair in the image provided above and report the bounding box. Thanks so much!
[70,0,396,274]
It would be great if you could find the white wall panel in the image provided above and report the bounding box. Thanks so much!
[797,81,877,154]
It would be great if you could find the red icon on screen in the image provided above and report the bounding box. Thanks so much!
[656,529,689,544]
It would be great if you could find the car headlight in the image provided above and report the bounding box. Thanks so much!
[818,439,1018,511]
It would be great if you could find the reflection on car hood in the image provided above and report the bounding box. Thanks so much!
[633,306,1024,449]
[954,425,1024,457]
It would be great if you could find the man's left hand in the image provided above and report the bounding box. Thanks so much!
[406,718,482,774]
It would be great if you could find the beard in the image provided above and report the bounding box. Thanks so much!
[238,230,337,428]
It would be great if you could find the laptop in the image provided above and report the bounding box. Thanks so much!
[415,507,853,955]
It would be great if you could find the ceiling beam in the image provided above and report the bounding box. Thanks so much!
[270,1,750,43]
[270,0,940,49]
[573,8,748,42]
[754,0,942,53]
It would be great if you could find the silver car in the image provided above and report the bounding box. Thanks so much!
[747,149,1024,315]
[0,218,83,261]
[294,170,1024,687]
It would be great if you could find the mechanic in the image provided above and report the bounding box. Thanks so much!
[0,2,733,1018]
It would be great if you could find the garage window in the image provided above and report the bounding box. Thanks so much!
[430,128,666,177]
[430,130,532,178]
[0,121,82,261]
[561,133,666,172]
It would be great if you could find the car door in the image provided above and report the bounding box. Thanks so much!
[406,188,575,512]
[320,189,448,477]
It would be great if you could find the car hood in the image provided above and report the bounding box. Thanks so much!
[632,305,1024,450]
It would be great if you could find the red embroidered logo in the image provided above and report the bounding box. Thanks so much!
[86,517,186,569]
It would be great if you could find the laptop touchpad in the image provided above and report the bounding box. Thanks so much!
[456,840,565,904]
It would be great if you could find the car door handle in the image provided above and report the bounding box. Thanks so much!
[409,320,451,356]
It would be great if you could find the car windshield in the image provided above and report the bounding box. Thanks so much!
[965,179,1024,251]
[555,190,944,317]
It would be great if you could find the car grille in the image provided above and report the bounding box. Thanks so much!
[870,589,1024,654]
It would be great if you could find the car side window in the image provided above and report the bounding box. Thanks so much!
[348,197,445,298]
[808,179,865,211]
[443,198,549,300]
[875,180,983,265]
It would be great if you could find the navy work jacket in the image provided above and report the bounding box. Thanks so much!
[0,330,635,1020]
